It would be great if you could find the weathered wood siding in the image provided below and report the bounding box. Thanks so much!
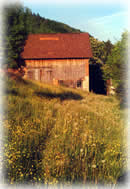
[25,59,89,80]
[24,58,89,89]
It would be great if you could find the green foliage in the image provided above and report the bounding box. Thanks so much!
[90,36,113,65]
[89,37,113,94]
[3,4,28,68]
[3,76,126,185]
[103,32,128,82]
[102,31,128,99]
[24,8,80,34]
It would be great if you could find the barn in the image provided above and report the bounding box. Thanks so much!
[22,33,93,91]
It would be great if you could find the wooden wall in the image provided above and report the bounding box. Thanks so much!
[24,58,89,89]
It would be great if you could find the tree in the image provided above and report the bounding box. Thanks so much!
[3,4,27,68]
[89,36,105,65]
[90,36,113,65]
[102,31,128,100]
[89,36,113,94]
[103,40,113,62]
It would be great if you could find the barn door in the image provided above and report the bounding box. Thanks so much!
[42,68,53,83]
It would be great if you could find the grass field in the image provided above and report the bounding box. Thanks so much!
[2,76,127,186]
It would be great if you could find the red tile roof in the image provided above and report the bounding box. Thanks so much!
[22,33,93,59]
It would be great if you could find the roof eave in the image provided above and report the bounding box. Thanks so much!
[23,57,92,60]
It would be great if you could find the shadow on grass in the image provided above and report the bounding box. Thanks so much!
[5,89,19,96]
[35,90,83,101]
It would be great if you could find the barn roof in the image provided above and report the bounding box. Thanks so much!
[22,33,93,59]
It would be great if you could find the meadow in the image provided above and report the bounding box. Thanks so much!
[2,75,127,186]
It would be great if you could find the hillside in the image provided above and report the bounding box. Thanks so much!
[3,75,126,185]
[25,11,81,34]
[4,4,81,69]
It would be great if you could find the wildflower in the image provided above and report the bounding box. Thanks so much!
[92,164,96,168]
[80,149,83,153]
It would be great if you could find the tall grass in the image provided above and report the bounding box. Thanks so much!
[3,76,126,186]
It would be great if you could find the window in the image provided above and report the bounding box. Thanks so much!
[27,70,34,80]
[77,80,82,88]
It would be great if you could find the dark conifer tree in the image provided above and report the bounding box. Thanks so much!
[4,4,27,68]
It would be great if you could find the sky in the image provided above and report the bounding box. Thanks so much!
[19,0,128,44]
[2,0,129,43]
